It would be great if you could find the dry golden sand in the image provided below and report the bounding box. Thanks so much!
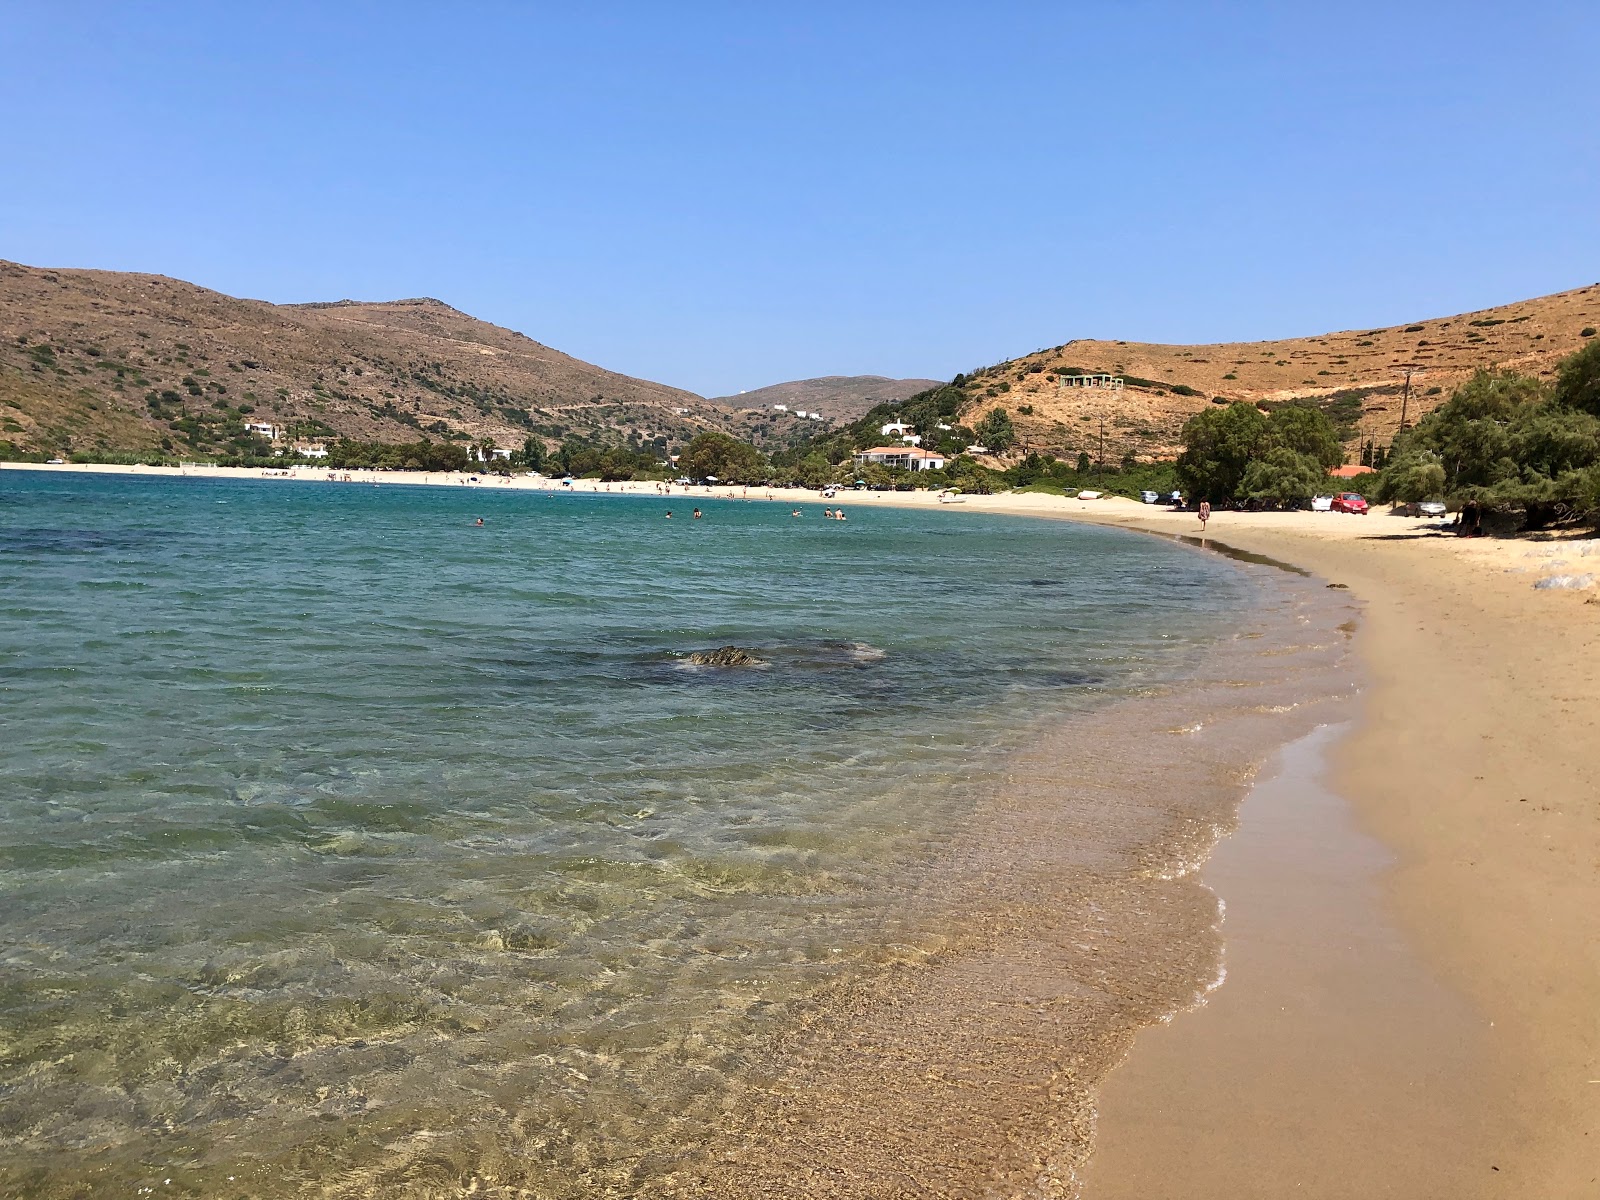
[1053,504,1600,1198]
[9,463,1598,1194]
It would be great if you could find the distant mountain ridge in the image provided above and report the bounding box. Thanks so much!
[0,260,740,459]
[713,375,944,425]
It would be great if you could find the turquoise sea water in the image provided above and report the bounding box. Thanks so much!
[0,471,1260,1195]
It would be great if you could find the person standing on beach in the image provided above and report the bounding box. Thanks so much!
[1198,500,1211,532]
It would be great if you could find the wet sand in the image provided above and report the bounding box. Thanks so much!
[1062,508,1600,1197]
[1085,725,1504,1198]
[659,554,1359,1197]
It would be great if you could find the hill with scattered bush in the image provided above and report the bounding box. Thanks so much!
[0,260,744,461]
[958,284,1600,465]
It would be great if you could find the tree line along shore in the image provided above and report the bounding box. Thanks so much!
[7,340,1599,534]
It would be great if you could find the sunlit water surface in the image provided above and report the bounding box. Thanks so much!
[0,472,1259,1195]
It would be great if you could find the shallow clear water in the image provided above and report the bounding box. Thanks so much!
[0,472,1259,1194]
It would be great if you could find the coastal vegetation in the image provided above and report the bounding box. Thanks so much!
[1175,401,1343,505]
[1375,342,1600,527]
[1164,341,1600,527]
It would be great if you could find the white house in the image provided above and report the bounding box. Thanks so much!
[297,444,329,459]
[853,446,947,471]
[880,420,914,437]
[244,421,280,440]
[772,403,788,412]
[807,412,823,421]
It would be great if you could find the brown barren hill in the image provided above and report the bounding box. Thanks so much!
[961,284,1600,462]
[0,260,737,460]
[712,375,944,424]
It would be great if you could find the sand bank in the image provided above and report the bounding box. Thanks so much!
[1060,505,1600,1196]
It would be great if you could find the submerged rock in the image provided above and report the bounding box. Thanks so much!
[686,646,765,667]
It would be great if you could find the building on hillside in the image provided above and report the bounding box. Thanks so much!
[296,444,329,459]
[853,446,947,471]
[1328,465,1377,480]
[807,412,823,420]
[772,404,788,412]
[243,421,280,440]
[880,420,914,437]
[1057,373,1124,390]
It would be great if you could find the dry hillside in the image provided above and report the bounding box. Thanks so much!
[0,260,742,459]
[961,284,1600,462]
[714,375,944,425]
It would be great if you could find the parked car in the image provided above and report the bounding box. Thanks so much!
[1416,500,1447,517]
[1140,489,1160,504]
[1310,494,1334,512]
[1331,492,1369,515]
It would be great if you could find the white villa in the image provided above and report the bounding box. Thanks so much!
[880,420,913,437]
[243,421,280,440]
[853,446,947,471]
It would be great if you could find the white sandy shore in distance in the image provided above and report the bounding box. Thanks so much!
[9,460,1597,1193]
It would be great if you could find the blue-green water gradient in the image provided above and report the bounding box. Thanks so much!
[0,471,1257,1193]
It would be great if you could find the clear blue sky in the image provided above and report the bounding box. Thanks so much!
[3,2,1596,397]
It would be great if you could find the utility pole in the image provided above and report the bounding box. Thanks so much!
[1097,416,1105,486]
[1396,363,1422,435]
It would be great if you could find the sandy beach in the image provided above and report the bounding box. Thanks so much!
[1053,499,1600,1196]
[7,460,1597,1193]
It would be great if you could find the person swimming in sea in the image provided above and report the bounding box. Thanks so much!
[692,508,702,519]
[474,517,484,526]
[664,510,673,518]
[791,508,802,517]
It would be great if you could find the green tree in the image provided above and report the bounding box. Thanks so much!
[1263,403,1343,469]
[1374,450,1446,504]
[1376,366,1600,526]
[1175,402,1267,502]
[1554,338,1600,416]
[677,432,769,484]
[975,408,1016,453]
[515,436,547,472]
[1240,447,1327,507]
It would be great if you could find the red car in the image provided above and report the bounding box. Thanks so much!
[1331,492,1369,515]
